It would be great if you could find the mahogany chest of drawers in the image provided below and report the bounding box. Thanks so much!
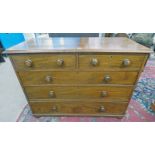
[5,37,152,117]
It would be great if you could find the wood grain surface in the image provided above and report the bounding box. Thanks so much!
[11,54,76,70]
[18,71,138,85]
[5,37,152,54]
[30,100,128,115]
[78,53,145,70]
[24,85,133,101]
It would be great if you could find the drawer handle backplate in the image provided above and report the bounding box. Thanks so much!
[25,59,33,67]
[45,75,52,82]
[91,58,99,66]
[101,91,108,97]
[57,59,64,66]
[104,75,111,82]
[51,105,57,112]
[49,91,55,98]
[99,106,105,112]
[122,59,131,67]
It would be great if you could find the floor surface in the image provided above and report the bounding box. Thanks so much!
[0,57,27,121]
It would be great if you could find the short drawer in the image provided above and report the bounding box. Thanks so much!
[30,101,128,116]
[25,86,133,101]
[11,54,76,70]
[18,71,138,86]
[78,54,146,70]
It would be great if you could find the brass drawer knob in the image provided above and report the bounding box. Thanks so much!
[122,59,131,67]
[101,91,108,97]
[104,75,111,82]
[49,91,55,98]
[57,59,64,66]
[51,105,57,112]
[45,75,52,82]
[99,106,105,112]
[25,59,33,67]
[91,58,98,66]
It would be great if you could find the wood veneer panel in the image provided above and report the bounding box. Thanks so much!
[24,85,133,101]
[18,71,138,86]
[30,101,128,115]
[11,54,76,70]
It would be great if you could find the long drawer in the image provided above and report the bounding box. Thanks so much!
[30,101,128,116]
[18,71,138,85]
[25,86,133,101]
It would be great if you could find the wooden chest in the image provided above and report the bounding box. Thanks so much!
[5,37,152,117]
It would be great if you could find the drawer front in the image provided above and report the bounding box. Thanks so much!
[11,54,76,70]
[18,71,78,85]
[25,86,133,101]
[79,54,145,70]
[77,86,132,100]
[25,86,78,99]
[30,101,128,115]
[77,71,138,85]
[18,71,138,86]
[79,54,110,69]
[110,54,145,68]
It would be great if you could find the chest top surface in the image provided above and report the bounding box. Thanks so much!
[5,37,152,54]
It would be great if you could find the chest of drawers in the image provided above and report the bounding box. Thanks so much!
[5,37,152,117]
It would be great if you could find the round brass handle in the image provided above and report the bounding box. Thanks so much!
[57,59,64,66]
[104,75,111,82]
[99,106,105,112]
[45,75,52,82]
[25,59,33,67]
[49,91,55,98]
[91,58,98,66]
[101,91,108,97]
[51,105,57,112]
[122,59,131,67]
